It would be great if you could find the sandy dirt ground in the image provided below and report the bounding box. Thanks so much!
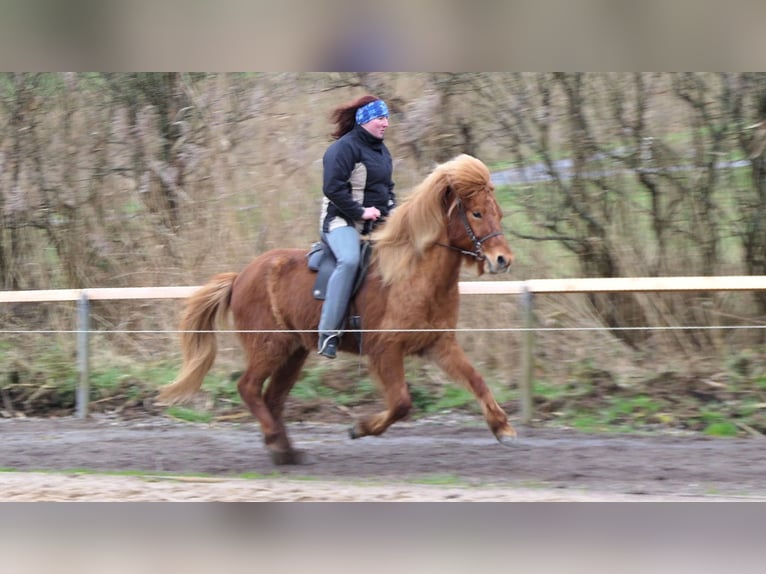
[1,413,765,501]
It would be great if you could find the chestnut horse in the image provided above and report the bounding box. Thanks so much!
[158,154,516,464]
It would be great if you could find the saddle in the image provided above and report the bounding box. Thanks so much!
[306,239,373,301]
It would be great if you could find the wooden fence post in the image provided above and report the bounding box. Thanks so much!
[519,284,535,424]
[76,292,90,419]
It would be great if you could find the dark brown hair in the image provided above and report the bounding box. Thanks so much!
[330,94,380,139]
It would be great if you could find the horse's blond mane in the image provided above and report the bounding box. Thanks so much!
[372,154,492,285]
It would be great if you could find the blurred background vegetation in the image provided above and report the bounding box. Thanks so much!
[2,72,766,432]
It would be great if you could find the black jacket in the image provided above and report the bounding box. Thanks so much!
[320,124,395,234]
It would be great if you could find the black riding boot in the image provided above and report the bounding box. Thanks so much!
[317,332,339,359]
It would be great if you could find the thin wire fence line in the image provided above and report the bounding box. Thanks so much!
[2,325,766,335]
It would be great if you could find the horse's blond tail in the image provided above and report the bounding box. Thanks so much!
[157,272,238,405]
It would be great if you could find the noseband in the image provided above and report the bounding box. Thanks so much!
[437,198,502,262]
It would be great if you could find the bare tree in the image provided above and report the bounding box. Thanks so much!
[103,73,197,233]
[0,73,40,289]
[732,73,766,318]
[461,73,766,350]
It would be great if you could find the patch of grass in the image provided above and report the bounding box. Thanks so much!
[604,395,662,424]
[290,366,323,400]
[486,379,517,404]
[754,376,766,391]
[201,373,242,405]
[703,421,739,437]
[164,406,213,424]
[569,413,607,433]
[410,378,516,416]
[336,378,377,406]
[63,468,163,477]
[408,384,439,412]
[699,410,725,425]
[89,368,136,393]
[270,474,329,483]
[88,368,122,389]
[428,386,475,413]
[532,380,565,399]
[735,399,765,419]
[88,361,241,407]
[291,364,377,405]
[411,474,467,486]
[0,467,217,480]
[238,471,283,480]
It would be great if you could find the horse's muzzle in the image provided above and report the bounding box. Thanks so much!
[486,253,513,274]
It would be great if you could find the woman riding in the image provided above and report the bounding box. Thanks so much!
[317,95,396,358]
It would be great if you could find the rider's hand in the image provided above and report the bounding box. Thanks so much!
[362,206,381,221]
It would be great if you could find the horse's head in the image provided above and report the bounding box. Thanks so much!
[444,156,513,275]
[372,154,513,284]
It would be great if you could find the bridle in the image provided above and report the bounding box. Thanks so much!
[436,197,502,262]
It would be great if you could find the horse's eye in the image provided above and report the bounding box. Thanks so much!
[472,211,482,218]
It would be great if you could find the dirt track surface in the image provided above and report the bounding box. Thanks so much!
[1,413,765,501]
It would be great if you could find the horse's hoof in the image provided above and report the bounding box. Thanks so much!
[496,431,518,447]
[349,425,360,440]
[270,449,311,465]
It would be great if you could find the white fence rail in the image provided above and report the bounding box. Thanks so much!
[3,275,766,423]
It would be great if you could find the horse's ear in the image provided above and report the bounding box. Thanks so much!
[442,184,451,203]
[442,185,458,217]
[442,185,456,214]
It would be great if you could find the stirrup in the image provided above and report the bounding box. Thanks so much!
[318,334,339,359]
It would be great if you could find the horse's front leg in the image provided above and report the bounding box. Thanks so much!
[349,347,411,439]
[426,335,517,445]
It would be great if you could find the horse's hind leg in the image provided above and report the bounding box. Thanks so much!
[262,347,310,465]
[349,349,411,439]
[427,336,517,445]
[237,344,305,465]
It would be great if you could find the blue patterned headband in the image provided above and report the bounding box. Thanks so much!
[355,100,389,125]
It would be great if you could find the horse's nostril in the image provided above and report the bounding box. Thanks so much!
[497,255,508,268]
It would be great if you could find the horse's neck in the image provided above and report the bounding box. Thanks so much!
[430,234,465,283]
[392,243,463,297]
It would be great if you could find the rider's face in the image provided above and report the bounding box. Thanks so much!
[361,115,389,139]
